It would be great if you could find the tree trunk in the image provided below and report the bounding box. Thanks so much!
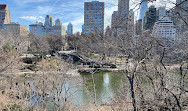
[128,76,137,111]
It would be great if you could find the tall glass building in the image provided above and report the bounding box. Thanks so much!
[142,6,157,31]
[67,22,73,35]
[83,1,104,34]
[139,0,148,20]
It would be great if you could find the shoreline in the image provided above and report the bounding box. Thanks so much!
[0,64,181,78]
[78,68,124,73]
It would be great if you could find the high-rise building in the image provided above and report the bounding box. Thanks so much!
[153,7,176,38]
[55,19,61,26]
[111,11,118,28]
[139,0,148,20]
[44,15,54,28]
[142,6,157,31]
[152,16,176,38]
[135,0,148,35]
[111,11,119,37]
[117,0,130,34]
[0,4,11,29]
[136,19,142,35]
[44,15,54,33]
[128,9,134,35]
[53,19,66,36]
[0,4,28,36]
[157,7,166,20]
[3,22,28,37]
[29,22,45,35]
[118,0,129,18]
[105,26,112,37]
[174,0,188,34]
[29,15,66,36]
[176,0,188,18]
[67,22,73,35]
[110,0,130,35]
[83,1,104,34]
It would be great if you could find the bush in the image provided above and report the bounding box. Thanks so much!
[3,104,22,111]
[110,64,117,68]
[3,104,33,111]
[21,65,37,71]
[3,43,14,52]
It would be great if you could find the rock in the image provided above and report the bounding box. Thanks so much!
[66,69,80,76]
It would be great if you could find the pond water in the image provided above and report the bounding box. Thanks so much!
[26,71,128,109]
[73,71,127,105]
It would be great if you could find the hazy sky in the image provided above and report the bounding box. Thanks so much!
[1,0,175,33]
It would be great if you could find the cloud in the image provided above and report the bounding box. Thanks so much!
[14,0,50,4]
[20,16,44,22]
[20,16,37,21]
[60,1,84,9]
[149,0,176,9]
[35,6,54,15]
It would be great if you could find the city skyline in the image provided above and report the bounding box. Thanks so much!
[0,0,175,33]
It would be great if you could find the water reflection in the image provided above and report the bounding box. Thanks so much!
[103,73,110,87]
[80,71,126,105]
[102,73,113,102]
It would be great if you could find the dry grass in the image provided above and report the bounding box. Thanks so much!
[78,102,133,111]
[0,90,23,110]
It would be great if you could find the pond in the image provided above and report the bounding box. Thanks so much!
[73,71,127,105]
[25,71,128,109]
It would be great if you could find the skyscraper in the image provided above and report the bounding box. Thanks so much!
[157,7,166,20]
[117,0,130,34]
[55,19,61,26]
[111,11,118,28]
[67,22,73,35]
[135,0,148,35]
[175,0,188,33]
[176,0,188,18]
[83,1,104,34]
[118,0,129,18]
[152,16,176,38]
[136,19,142,35]
[53,19,66,36]
[139,0,148,20]
[153,7,176,38]
[142,6,157,31]
[0,4,11,29]
[128,9,134,35]
[44,15,54,29]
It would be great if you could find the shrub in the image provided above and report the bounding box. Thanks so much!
[3,43,14,52]
[21,65,37,71]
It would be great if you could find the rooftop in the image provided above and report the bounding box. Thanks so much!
[85,1,104,3]
[0,4,7,10]
[4,22,20,25]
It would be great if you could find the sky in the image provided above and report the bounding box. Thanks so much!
[1,0,176,33]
